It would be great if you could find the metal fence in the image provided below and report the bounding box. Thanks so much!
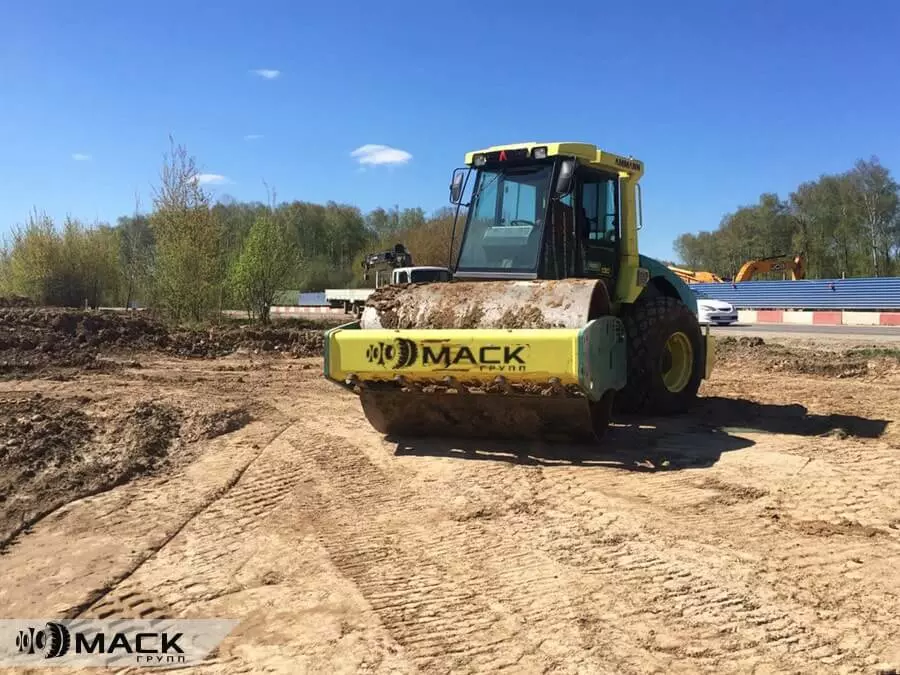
[690,277,900,310]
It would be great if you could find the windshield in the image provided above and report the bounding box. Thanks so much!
[456,164,553,273]
[409,269,449,283]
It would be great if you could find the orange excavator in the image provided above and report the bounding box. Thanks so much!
[666,266,725,284]
[668,253,805,284]
[733,253,805,282]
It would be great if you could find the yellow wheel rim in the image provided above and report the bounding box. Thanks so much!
[662,331,693,393]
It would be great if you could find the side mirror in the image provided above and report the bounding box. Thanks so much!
[555,159,575,196]
[450,169,466,204]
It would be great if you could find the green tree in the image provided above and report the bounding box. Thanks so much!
[149,138,224,322]
[674,157,900,279]
[228,206,297,323]
[2,212,122,307]
[847,157,898,276]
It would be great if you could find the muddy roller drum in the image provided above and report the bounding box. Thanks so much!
[323,279,628,443]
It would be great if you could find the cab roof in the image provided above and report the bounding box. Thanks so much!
[463,141,644,178]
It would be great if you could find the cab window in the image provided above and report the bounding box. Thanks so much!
[580,175,618,245]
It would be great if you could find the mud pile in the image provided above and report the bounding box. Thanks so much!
[0,295,33,308]
[0,395,254,548]
[715,336,900,378]
[0,308,332,377]
[167,325,325,358]
[0,396,180,547]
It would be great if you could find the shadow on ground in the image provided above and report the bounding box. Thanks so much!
[695,396,890,439]
[391,396,891,472]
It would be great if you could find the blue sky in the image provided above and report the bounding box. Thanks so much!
[2,0,899,261]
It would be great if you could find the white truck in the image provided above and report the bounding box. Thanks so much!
[325,245,451,316]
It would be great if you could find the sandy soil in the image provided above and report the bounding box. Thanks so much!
[0,315,899,674]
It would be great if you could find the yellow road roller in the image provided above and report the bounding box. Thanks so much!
[323,142,715,442]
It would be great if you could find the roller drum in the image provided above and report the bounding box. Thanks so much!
[337,278,620,443]
[361,279,609,330]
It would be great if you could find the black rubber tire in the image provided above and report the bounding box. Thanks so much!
[615,295,704,416]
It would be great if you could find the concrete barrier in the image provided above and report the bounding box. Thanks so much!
[270,305,345,315]
[736,310,900,326]
[223,306,350,319]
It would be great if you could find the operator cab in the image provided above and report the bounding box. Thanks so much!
[392,266,453,285]
[448,146,623,294]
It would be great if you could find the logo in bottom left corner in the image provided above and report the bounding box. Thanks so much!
[16,622,70,659]
[3,618,239,667]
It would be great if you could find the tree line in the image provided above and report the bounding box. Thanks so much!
[0,139,464,323]
[674,157,900,279]
[3,141,895,325]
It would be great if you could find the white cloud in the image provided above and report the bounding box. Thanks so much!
[192,173,231,185]
[244,134,264,141]
[71,153,92,161]
[251,69,280,80]
[351,144,412,166]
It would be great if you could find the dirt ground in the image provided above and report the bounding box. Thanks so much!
[1,311,899,674]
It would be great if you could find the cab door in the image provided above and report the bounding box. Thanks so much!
[575,168,620,288]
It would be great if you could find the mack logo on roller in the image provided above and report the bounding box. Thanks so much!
[422,344,527,371]
[365,340,527,371]
[366,339,418,369]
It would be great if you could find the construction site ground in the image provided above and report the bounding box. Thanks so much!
[1,308,899,674]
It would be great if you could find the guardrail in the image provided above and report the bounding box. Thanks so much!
[690,277,900,310]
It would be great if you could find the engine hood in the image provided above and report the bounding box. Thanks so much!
[697,299,734,311]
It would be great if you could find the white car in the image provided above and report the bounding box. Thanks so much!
[692,290,738,325]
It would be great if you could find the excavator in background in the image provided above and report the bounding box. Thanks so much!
[323,141,714,443]
[668,253,805,285]
[733,253,805,282]
[362,243,415,281]
[362,243,452,286]
[667,266,725,284]
[325,244,451,316]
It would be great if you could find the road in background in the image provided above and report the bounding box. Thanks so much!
[711,322,900,342]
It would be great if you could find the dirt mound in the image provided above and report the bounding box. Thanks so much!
[0,295,32,308]
[0,395,260,549]
[184,406,253,441]
[166,325,325,358]
[0,308,330,378]
[715,336,900,378]
[0,309,168,378]
[0,396,187,548]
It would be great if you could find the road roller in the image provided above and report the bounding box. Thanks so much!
[323,141,715,442]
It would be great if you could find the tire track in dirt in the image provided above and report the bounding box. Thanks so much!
[288,413,832,673]
[526,455,900,670]
[346,428,890,672]
[287,425,681,675]
[301,379,900,670]
[73,423,296,620]
[0,420,287,619]
[81,435,309,619]
[508,482,851,671]
[78,426,424,675]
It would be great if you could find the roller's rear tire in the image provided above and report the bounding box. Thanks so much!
[615,296,704,416]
